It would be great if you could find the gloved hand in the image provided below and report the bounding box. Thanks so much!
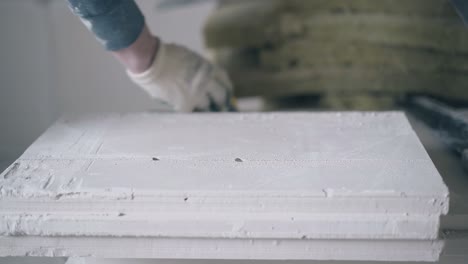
[127,42,235,112]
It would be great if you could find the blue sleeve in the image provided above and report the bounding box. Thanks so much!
[451,0,468,25]
[67,0,145,51]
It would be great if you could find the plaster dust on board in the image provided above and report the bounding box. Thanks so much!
[0,112,449,261]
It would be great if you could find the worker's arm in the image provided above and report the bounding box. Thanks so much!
[66,0,234,112]
[451,0,468,25]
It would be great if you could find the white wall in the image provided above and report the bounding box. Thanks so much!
[0,0,55,162]
[0,0,216,165]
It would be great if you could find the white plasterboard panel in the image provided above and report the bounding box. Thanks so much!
[0,112,449,241]
[0,237,444,262]
[0,113,448,197]
[0,257,66,264]
[0,212,440,240]
[4,234,466,263]
[74,258,468,264]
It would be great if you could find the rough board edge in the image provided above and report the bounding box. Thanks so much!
[0,236,444,262]
[0,212,441,240]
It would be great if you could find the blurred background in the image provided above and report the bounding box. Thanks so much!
[0,0,218,166]
[1,0,468,169]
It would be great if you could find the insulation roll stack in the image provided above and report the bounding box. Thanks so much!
[204,0,468,109]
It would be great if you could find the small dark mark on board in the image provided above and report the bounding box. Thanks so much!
[301,235,307,240]
[184,197,189,202]
[235,158,243,162]
[152,157,160,161]
[118,213,126,217]
[55,192,80,200]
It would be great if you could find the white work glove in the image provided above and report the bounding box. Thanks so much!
[127,42,235,112]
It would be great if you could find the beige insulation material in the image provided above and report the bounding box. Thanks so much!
[204,0,468,104]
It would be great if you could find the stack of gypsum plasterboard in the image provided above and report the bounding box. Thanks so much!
[204,0,468,107]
